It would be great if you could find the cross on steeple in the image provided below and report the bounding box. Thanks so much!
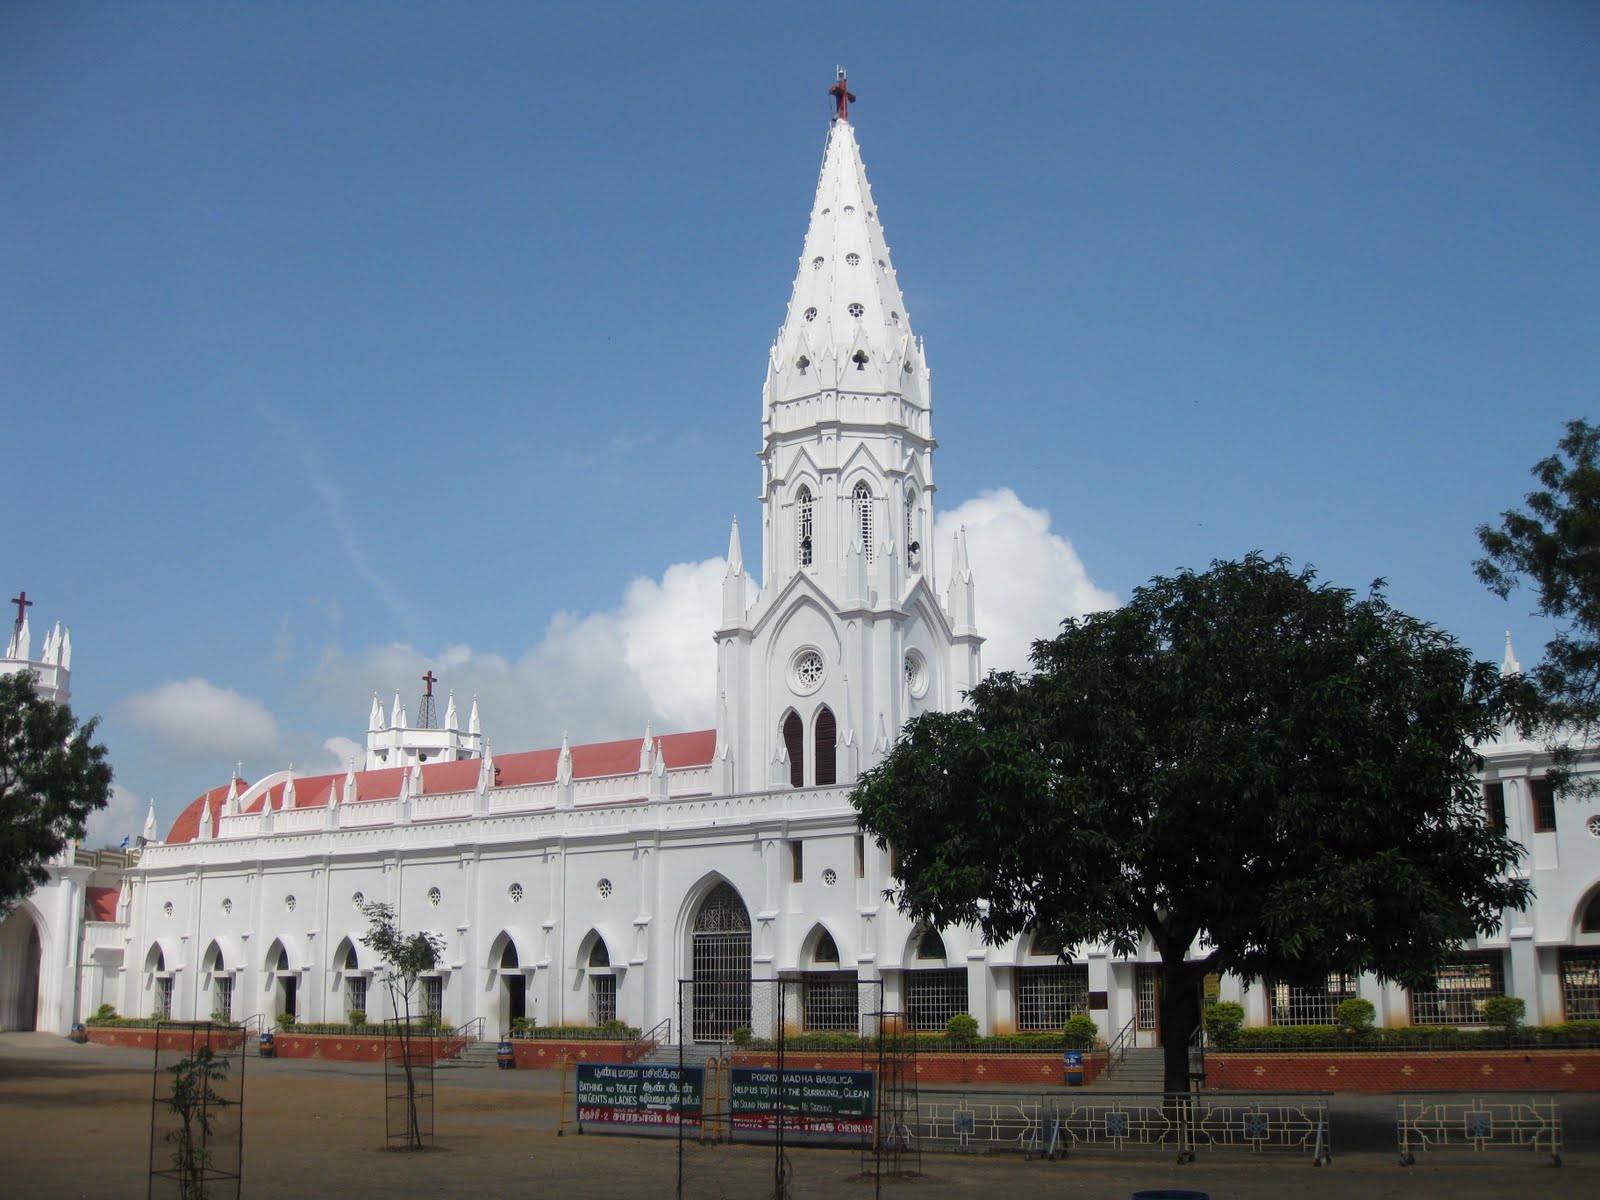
[829,67,856,123]
[421,670,437,697]
[10,591,32,626]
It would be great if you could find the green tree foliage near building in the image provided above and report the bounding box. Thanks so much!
[1476,418,1600,785]
[853,555,1530,1094]
[0,670,113,913]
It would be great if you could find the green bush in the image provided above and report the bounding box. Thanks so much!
[1203,1002,1245,1049]
[89,1004,119,1024]
[276,1013,295,1030]
[945,1013,980,1044]
[348,1009,366,1028]
[509,1016,534,1037]
[1335,997,1376,1036]
[1481,995,1526,1034]
[1062,1014,1099,1050]
[731,1026,753,1047]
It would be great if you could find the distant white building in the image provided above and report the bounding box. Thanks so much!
[5,80,1598,1043]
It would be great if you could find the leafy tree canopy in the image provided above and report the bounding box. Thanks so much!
[358,900,444,999]
[853,555,1529,1090]
[0,670,113,913]
[1476,419,1600,770]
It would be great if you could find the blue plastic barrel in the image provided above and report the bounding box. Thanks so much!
[258,1031,276,1057]
[497,1039,515,1069]
[69,1022,88,1044]
[1063,1050,1084,1087]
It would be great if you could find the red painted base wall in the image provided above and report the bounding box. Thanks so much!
[730,1051,1106,1087]
[1207,1050,1600,1092]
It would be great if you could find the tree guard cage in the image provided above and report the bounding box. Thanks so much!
[675,978,918,1198]
[383,1017,435,1150]
[148,1021,246,1200]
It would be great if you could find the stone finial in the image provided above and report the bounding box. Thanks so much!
[1501,630,1522,677]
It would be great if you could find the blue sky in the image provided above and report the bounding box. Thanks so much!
[4,2,1596,843]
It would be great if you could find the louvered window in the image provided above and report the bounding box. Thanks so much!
[783,712,804,787]
[797,486,813,566]
[853,482,874,561]
[814,707,837,786]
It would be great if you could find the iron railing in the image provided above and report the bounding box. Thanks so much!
[1105,1014,1136,1071]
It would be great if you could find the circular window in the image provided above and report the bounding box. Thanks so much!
[847,302,865,318]
[427,887,442,907]
[792,649,826,695]
[803,307,817,322]
[508,883,524,903]
[1589,814,1600,838]
[904,651,929,699]
[822,868,838,887]
[811,256,824,270]
[845,252,860,266]
[597,878,613,899]
[163,901,174,916]
[285,895,296,913]
[221,898,232,915]
[352,891,364,908]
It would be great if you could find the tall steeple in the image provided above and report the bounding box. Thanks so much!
[760,71,935,597]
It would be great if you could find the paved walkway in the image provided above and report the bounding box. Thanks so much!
[1,1033,1592,1198]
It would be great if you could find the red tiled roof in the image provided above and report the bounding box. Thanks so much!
[85,886,119,922]
[165,729,718,844]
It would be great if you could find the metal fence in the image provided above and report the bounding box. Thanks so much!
[1396,1093,1563,1166]
[919,1088,1333,1164]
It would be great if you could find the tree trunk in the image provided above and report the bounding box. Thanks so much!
[1159,953,1200,1095]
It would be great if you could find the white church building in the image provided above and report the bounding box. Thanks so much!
[4,82,1599,1043]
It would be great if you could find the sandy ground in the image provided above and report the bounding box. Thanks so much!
[1,1033,1592,1199]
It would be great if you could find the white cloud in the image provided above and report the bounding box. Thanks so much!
[934,488,1118,674]
[122,678,280,759]
[84,783,143,849]
[320,736,363,773]
[307,557,727,754]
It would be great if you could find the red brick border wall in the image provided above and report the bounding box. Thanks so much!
[1207,1050,1600,1092]
[730,1050,1106,1087]
[82,1027,247,1054]
[85,1027,460,1062]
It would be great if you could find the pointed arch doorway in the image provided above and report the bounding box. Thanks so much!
[690,882,751,1043]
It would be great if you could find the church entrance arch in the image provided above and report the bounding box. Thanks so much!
[690,882,750,1044]
[0,906,43,1030]
[494,936,526,1033]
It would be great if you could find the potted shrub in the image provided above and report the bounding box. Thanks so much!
[1063,1013,1098,1050]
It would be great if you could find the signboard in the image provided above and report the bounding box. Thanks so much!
[575,1063,703,1128]
[730,1067,875,1136]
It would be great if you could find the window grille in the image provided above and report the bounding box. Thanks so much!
[422,977,443,1024]
[155,977,173,1020]
[1531,777,1557,832]
[797,486,813,566]
[782,712,804,787]
[1269,973,1356,1025]
[814,707,837,786]
[1410,954,1505,1025]
[691,882,751,1042]
[214,975,233,1023]
[1136,964,1161,1031]
[803,972,859,1031]
[347,975,367,1020]
[853,482,874,561]
[1561,950,1600,1021]
[1015,965,1090,1031]
[590,974,618,1025]
[1483,782,1506,833]
[906,968,967,1031]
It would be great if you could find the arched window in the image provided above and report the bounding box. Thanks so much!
[814,930,840,965]
[905,487,921,569]
[1583,889,1600,933]
[589,936,610,968]
[814,706,837,786]
[500,940,519,969]
[797,486,814,567]
[853,481,874,561]
[782,711,804,787]
[915,927,947,961]
[691,882,752,1041]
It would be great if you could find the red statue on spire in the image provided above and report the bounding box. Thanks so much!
[829,68,856,122]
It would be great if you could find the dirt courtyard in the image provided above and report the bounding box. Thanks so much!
[1,1033,1591,1199]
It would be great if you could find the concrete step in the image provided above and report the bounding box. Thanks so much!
[435,1040,501,1068]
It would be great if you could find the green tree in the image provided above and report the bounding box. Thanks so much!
[358,900,444,1149]
[853,555,1529,1094]
[1476,418,1600,786]
[0,670,113,913]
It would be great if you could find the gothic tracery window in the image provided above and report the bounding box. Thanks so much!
[797,486,813,567]
[853,481,874,561]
